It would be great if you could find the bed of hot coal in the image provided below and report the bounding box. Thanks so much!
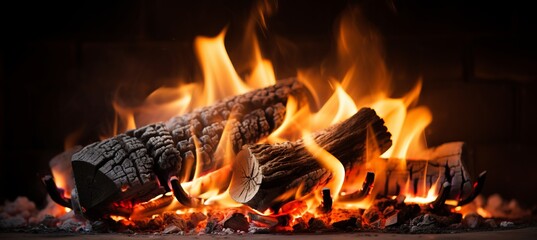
[1,194,535,236]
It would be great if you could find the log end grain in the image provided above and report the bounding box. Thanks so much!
[229,148,261,203]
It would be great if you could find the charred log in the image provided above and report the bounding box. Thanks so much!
[229,108,392,211]
[71,79,305,216]
[380,142,476,203]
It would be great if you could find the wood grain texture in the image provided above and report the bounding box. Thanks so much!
[229,108,392,211]
[71,79,305,214]
[381,142,473,200]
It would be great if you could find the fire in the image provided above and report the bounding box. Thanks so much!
[195,30,258,105]
[109,28,275,137]
[403,180,440,204]
[126,7,434,213]
[303,131,346,202]
[53,3,450,222]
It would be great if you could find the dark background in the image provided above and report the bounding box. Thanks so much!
[1,0,536,208]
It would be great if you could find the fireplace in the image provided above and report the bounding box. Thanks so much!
[1,0,536,236]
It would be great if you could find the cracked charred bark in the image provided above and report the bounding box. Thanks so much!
[380,142,474,200]
[71,79,305,215]
[229,108,392,211]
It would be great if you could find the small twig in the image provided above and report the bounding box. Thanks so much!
[42,175,72,208]
[458,171,487,206]
[169,176,201,208]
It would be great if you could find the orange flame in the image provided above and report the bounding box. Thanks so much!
[53,4,442,219]
[195,29,253,105]
[303,131,345,202]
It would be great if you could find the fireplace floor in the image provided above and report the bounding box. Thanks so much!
[1,227,536,240]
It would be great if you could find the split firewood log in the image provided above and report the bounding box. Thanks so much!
[70,79,305,217]
[229,108,392,211]
[380,142,478,203]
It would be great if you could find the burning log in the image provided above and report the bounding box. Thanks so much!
[380,142,486,206]
[46,76,484,220]
[69,79,305,217]
[229,108,392,211]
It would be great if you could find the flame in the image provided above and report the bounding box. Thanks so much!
[50,168,71,198]
[454,203,492,218]
[108,27,275,137]
[49,137,82,201]
[476,207,492,218]
[110,215,127,222]
[108,6,278,214]
[52,3,443,221]
[403,180,440,204]
[195,30,252,105]
[303,131,345,202]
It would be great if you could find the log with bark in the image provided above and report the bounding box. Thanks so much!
[379,142,485,206]
[229,107,393,211]
[69,79,305,217]
[228,137,483,212]
[47,77,484,218]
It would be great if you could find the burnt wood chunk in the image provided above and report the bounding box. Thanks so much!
[229,108,392,211]
[381,142,474,201]
[71,79,304,214]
